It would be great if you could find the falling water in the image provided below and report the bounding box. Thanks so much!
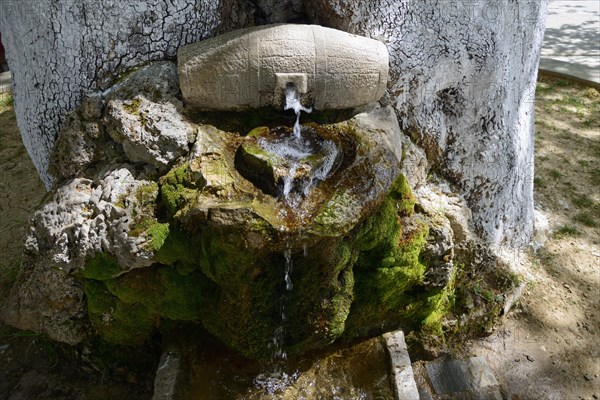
[256,84,340,209]
[284,83,312,139]
[253,85,313,393]
[253,241,296,394]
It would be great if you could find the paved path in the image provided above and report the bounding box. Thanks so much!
[541,0,600,85]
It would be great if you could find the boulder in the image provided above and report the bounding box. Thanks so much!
[105,96,194,171]
[50,61,187,182]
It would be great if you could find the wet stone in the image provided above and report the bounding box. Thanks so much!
[235,125,342,199]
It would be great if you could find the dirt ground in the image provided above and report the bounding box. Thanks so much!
[0,75,598,399]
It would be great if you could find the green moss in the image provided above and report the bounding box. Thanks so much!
[85,279,117,314]
[198,228,259,286]
[86,264,219,346]
[82,162,447,359]
[311,189,359,236]
[136,182,158,205]
[123,97,142,115]
[389,174,416,216]
[286,240,356,354]
[159,163,198,215]
[146,222,170,252]
[155,225,200,268]
[84,280,155,346]
[82,253,121,280]
[342,182,433,339]
[104,266,216,321]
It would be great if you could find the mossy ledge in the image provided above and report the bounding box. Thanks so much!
[80,172,462,360]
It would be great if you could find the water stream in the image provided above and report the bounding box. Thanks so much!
[257,84,341,209]
[253,85,314,394]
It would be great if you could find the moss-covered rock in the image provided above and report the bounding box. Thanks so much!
[78,106,456,360]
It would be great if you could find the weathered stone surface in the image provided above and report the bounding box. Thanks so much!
[425,358,472,394]
[104,62,183,108]
[105,96,194,171]
[152,349,183,400]
[416,182,475,245]
[50,61,187,182]
[49,105,115,181]
[1,255,89,345]
[178,24,389,111]
[383,330,420,400]
[1,166,170,342]
[399,134,429,190]
[24,167,157,273]
[421,214,455,289]
[179,105,403,237]
[422,356,502,400]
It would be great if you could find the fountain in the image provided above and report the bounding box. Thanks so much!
[2,24,477,399]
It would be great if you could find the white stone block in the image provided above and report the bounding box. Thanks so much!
[178,24,389,111]
[383,330,420,400]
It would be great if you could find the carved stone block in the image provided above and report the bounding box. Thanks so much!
[178,24,389,111]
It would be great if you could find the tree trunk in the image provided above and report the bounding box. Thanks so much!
[0,0,547,246]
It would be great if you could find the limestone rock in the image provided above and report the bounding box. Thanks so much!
[50,94,123,181]
[421,214,455,289]
[1,255,89,345]
[1,166,167,341]
[178,24,389,111]
[400,134,429,189]
[105,96,194,171]
[50,61,188,181]
[24,167,157,274]
[177,105,403,238]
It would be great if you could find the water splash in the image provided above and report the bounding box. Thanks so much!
[255,86,340,208]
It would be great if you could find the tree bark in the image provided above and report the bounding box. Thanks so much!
[0,0,547,246]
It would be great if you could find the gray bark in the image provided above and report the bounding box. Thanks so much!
[0,0,547,246]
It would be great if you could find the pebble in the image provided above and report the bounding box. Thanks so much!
[585,374,594,381]
[0,344,9,354]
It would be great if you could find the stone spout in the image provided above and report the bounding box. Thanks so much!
[177,24,389,111]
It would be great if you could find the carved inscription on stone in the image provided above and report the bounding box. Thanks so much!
[178,24,389,111]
